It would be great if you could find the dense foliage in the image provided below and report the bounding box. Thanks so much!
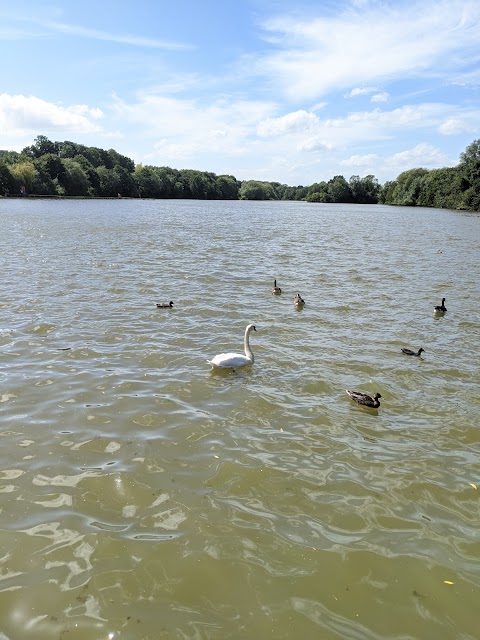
[0,135,479,210]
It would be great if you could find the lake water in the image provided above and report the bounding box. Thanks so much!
[0,198,479,640]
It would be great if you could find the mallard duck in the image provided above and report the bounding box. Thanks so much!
[434,298,447,314]
[208,324,257,369]
[294,293,305,308]
[271,279,282,295]
[156,301,174,308]
[401,347,425,356]
[346,390,382,408]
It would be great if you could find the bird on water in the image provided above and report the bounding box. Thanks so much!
[156,301,174,308]
[346,390,382,408]
[434,298,447,314]
[401,347,425,356]
[208,324,257,369]
[272,279,282,295]
[294,293,305,308]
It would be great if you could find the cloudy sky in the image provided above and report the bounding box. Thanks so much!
[1,0,479,185]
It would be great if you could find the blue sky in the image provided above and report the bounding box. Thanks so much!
[1,0,479,185]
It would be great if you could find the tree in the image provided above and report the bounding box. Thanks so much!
[0,161,15,194]
[216,175,239,199]
[59,159,91,195]
[328,175,353,203]
[107,149,135,172]
[239,180,273,200]
[96,166,121,196]
[10,162,38,193]
[349,175,380,204]
[306,191,330,203]
[29,135,57,158]
[389,168,429,206]
[458,139,480,203]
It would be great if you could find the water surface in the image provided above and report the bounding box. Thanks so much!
[0,199,479,639]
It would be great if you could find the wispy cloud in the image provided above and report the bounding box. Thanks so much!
[346,87,378,98]
[40,20,192,50]
[371,92,389,103]
[256,0,480,100]
[0,12,192,50]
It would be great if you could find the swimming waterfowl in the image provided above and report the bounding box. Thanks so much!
[208,324,257,369]
[271,279,282,295]
[401,347,425,356]
[156,301,174,308]
[434,298,447,314]
[346,390,382,408]
[294,293,305,308]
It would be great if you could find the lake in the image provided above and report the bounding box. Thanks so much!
[0,198,479,640]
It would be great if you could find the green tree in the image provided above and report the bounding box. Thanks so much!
[349,175,380,204]
[96,166,121,196]
[29,135,58,158]
[216,175,239,199]
[389,168,429,206]
[58,159,91,195]
[0,161,16,194]
[239,180,273,200]
[10,162,38,193]
[328,175,353,202]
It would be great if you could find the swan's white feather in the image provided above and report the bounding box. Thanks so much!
[208,352,252,368]
[208,324,256,369]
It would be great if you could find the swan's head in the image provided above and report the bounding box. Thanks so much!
[246,324,257,333]
[418,348,425,354]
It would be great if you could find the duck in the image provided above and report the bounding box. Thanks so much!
[294,293,305,308]
[434,298,447,314]
[401,347,425,356]
[346,390,382,408]
[271,279,282,295]
[156,301,174,308]
[208,324,257,369]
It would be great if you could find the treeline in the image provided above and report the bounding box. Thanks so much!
[0,135,479,210]
[378,140,480,211]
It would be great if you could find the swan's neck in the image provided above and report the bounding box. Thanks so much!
[244,329,254,363]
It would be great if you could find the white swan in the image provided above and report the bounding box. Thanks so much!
[208,324,257,369]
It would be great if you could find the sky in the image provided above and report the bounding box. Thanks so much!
[1,0,480,186]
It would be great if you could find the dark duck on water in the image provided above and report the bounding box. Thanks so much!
[401,347,425,356]
[346,390,382,408]
[434,298,447,314]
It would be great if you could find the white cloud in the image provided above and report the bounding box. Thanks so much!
[341,154,378,167]
[347,87,377,98]
[299,138,333,152]
[387,143,448,169]
[438,117,474,135]
[371,92,389,103]
[0,12,191,50]
[257,110,318,137]
[41,20,192,50]
[0,93,103,136]
[257,1,480,100]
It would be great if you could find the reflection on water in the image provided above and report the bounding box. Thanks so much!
[0,199,479,639]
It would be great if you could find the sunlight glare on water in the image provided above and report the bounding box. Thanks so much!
[0,198,479,639]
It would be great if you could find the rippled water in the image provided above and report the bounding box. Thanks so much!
[0,198,479,640]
